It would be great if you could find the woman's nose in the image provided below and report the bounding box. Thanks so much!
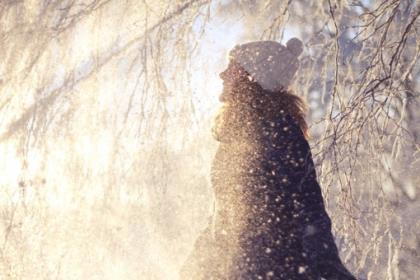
[220,68,231,80]
[219,70,226,80]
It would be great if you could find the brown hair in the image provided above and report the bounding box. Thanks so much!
[264,89,309,140]
[214,62,309,142]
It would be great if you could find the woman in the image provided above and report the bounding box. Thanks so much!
[180,38,356,280]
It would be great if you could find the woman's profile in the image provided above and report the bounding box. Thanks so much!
[180,38,357,280]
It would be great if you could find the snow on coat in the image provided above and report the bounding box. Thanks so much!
[180,99,356,280]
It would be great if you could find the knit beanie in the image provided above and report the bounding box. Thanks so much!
[228,38,303,92]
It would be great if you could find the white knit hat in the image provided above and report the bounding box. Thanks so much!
[228,38,303,92]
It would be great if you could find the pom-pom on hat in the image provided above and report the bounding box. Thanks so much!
[228,38,303,92]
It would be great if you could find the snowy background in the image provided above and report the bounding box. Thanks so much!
[0,0,419,279]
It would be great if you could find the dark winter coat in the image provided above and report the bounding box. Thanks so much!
[180,108,356,280]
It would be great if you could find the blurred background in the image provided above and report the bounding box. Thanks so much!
[0,0,419,279]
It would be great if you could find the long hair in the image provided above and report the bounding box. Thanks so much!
[266,89,309,140]
[213,75,309,142]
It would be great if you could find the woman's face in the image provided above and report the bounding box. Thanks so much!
[218,60,248,103]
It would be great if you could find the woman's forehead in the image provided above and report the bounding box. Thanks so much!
[227,60,245,70]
